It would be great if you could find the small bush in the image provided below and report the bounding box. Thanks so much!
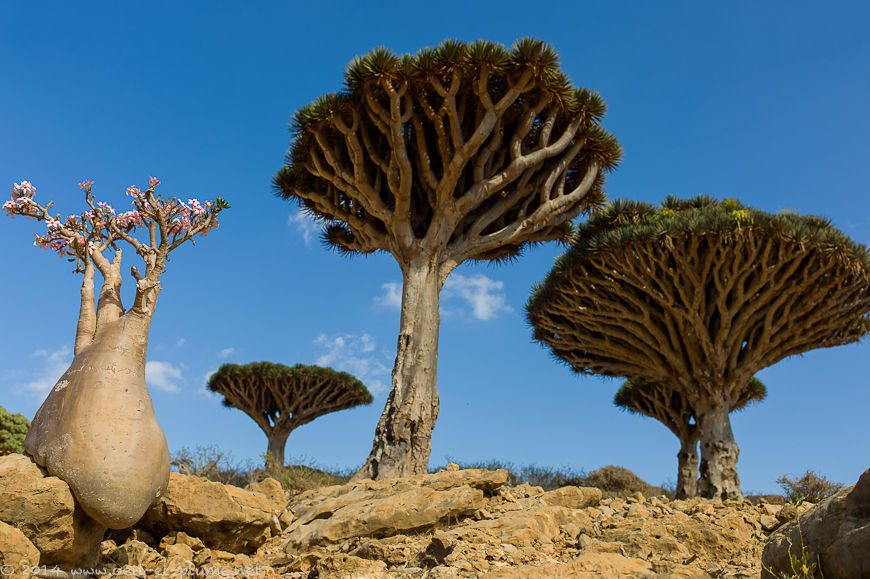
[266,463,352,492]
[432,459,587,491]
[172,445,352,492]
[0,405,30,456]
[171,445,259,487]
[777,470,844,504]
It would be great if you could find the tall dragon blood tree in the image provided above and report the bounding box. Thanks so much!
[527,196,870,500]
[207,362,373,469]
[274,39,621,480]
[4,178,228,528]
[614,377,766,499]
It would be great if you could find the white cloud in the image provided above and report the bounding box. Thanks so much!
[313,333,391,395]
[375,274,511,321]
[176,338,186,347]
[25,346,73,395]
[287,211,320,246]
[443,273,512,321]
[374,281,402,309]
[145,361,183,393]
[198,368,222,400]
[217,347,235,359]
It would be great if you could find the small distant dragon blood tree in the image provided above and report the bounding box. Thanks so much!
[206,362,373,469]
[274,39,621,479]
[4,179,228,528]
[527,196,870,500]
[614,377,766,499]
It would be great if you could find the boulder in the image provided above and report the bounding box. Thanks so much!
[762,467,870,578]
[0,521,40,574]
[282,468,508,553]
[460,505,593,547]
[0,454,105,567]
[540,486,602,509]
[141,473,284,553]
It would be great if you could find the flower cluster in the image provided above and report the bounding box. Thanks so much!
[3,181,40,218]
[6,178,226,265]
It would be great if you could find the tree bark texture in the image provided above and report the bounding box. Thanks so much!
[676,431,700,500]
[24,311,170,529]
[266,431,289,470]
[355,258,444,480]
[696,402,742,500]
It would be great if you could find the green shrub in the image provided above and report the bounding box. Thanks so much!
[266,463,352,492]
[777,470,844,504]
[171,445,259,487]
[0,406,30,456]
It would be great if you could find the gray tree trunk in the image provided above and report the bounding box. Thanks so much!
[675,429,700,499]
[697,402,743,500]
[266,430,290,471]
[354,257,444,480]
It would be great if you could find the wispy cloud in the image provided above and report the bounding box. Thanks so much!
[25,346,73,395]
[374,273,512,321]
[176,338,186,347]
[313,333,391,395]
[374,281,402,309]
[444,273,512,320]
[217,347,235,359]
[287,211,320,246]
[145,361,183,393]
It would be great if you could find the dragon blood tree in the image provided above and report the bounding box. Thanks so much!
[207,362,373,469]
[527,196,870,500]
[274,39,621,480]
[615,377,766,499]
[4,179,228,528]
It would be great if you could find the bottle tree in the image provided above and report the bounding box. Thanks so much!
[614,377,766,499]
[274,39,621,479]
[207,362,373,469]
[4,179,228,527]
[527,196,870,499]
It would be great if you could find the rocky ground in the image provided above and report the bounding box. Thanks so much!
[6,452,845,578]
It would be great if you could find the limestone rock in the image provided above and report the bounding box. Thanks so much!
[284,484,486,553]
[763,467,870,578]
[244,478,286,511]
[310,553,389,578]
[103,540,163,568]
[141,472,281,553]
[540,486,602,509]
[461,505,592,547]
[0,521,40,572]
[0,453,105,567]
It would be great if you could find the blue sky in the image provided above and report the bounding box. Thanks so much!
[1,2,868,494]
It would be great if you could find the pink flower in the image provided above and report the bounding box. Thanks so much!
[78,180,94,190]
[148,176,160,188]
[13,181,36,197]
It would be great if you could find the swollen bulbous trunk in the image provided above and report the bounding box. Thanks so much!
[675,431,700,499]
[354,257,443,481]
[24,312,170,529]
[697,402,743,500]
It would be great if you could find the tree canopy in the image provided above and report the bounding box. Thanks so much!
[274,38,621,264]
[207,362,373,468]
[527,196,870,390]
